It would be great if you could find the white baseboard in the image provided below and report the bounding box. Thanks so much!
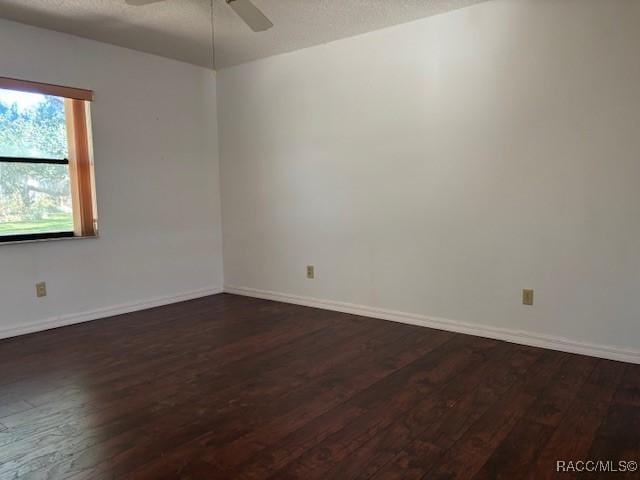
[225,285,640,365]
[0,287,223,341]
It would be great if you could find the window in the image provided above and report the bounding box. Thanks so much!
[0,77,97,243]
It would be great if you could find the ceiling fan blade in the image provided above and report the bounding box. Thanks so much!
[227,0,273,32]
[125,0,165,6]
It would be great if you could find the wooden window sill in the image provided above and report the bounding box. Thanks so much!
[0,233,99,246]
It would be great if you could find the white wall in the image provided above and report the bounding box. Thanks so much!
[218,0,640,360]
[0,19,223,338]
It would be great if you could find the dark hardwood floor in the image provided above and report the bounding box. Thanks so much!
[0,294,638,479]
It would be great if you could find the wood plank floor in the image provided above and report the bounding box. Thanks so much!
[0,294,638,479]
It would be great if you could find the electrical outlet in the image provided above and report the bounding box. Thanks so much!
[306,265,315,279]
[36,282,47,298]
[522,289,534,306]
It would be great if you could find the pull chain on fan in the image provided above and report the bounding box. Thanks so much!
[211,0,216,70]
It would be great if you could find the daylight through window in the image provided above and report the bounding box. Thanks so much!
[0,77,96,243]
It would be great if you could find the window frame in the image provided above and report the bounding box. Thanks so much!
[0,77,97,244]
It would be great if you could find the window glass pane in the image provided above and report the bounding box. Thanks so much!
[0,88,68,159]
[0,163,73,236]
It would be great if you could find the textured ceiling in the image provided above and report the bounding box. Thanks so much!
[0,0,489,69]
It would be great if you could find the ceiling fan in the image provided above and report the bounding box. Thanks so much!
[125,0,274,32]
